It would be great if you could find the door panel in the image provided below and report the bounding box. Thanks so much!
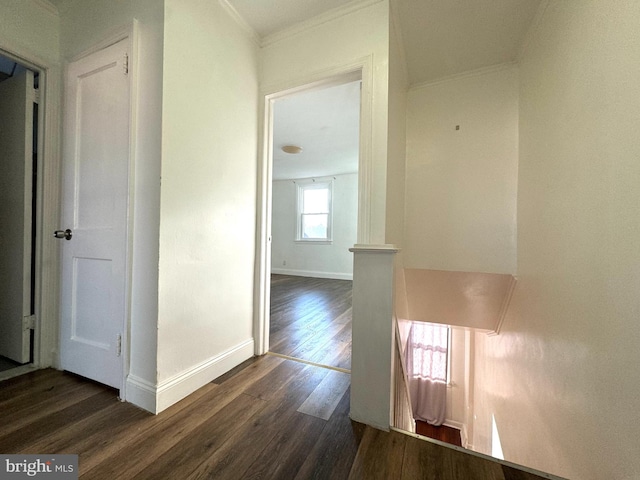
[60,39,130,389]
[0,70,34,363]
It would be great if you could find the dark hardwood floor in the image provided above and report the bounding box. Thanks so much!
[0,357,553,479]
[416,420,463,447]
[270,274,352,371]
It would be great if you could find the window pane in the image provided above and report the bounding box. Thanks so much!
[302,213,328,239]
[303,188,328,214]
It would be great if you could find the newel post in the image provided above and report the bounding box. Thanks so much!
[349,244,398,430]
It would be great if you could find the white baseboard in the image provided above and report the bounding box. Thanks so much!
[271,268,353,281]
[125,338,255,414]
[125,374,157,413]
[461,424,469,449]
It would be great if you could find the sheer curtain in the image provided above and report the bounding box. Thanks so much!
[404,322,449,426]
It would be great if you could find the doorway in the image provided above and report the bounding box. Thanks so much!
[266,78,361,370]
[0,54,40,376]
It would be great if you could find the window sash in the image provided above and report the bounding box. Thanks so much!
[300,213,329,239]
[296,180,333,241]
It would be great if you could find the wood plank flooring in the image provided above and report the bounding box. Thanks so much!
[0,357,554,480]
[270,274,352,371]
[416,420,463,447]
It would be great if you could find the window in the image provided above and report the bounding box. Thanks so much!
[296,180,332,241]
[408,322,449,384]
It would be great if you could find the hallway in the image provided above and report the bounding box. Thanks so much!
[1,358,551,479]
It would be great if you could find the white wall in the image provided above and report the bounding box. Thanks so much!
[57,0,165,398]
[260,0,390,244]
[271,173,357,280]
[156,0,258,408]
[472,2,640,479]
[0,1,59,64]
[404,66,519,274]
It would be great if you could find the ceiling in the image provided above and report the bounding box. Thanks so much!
[226,0,354,38]
[272,80,361,180]
[395,0,541,85]
[45,0,541,179]
[226,0,541,85]
[226,0,541,179]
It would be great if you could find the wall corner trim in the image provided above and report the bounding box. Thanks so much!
[487,275,517,336]
[260,0,384,47]
[217,0,261,46]
[125,374,157,413]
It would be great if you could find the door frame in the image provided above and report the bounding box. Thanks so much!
[0,40,60,379]
[63,24,139,396]
[254,57,374,355]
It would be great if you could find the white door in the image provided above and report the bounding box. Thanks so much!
[59,38,130,389]
[0,70,35,363]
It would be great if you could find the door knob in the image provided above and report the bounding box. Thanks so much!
[53,229,73,240]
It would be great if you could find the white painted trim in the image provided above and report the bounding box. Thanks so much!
[217,0,261,46]
[487,275,517,336]
[255,58,373,357]
[261,0,384,47]
[66,24,132,62]
[271,268,353,281]
[460,423,469,449]
[38,66,62,370]
[125,374,157,413]
[0,34,62,373]
[155,339,255,413]
[409,62,517,91]
[127,339,255,414]
[295,178,334,242]
[120,21,140,404]
[349,244,399,253]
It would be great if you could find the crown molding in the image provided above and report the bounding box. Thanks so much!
[409,61,517,92]
[218,0,261,47]
[261,0,383,47]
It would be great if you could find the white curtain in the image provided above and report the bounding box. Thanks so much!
[404,322,449,426]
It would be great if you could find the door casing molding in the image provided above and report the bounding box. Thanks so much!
[254,56,374,355]
[0,37,61,376]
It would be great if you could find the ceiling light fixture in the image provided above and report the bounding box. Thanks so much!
[281,145,303,154]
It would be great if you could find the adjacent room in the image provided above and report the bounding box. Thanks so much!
[268,79,360,372]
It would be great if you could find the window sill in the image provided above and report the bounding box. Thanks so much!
[294,240,333,245]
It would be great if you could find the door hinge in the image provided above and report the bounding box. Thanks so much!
[34,88,41,104]
[123,53,129,75]
[23,315,36,330]
[116,334,122,357]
